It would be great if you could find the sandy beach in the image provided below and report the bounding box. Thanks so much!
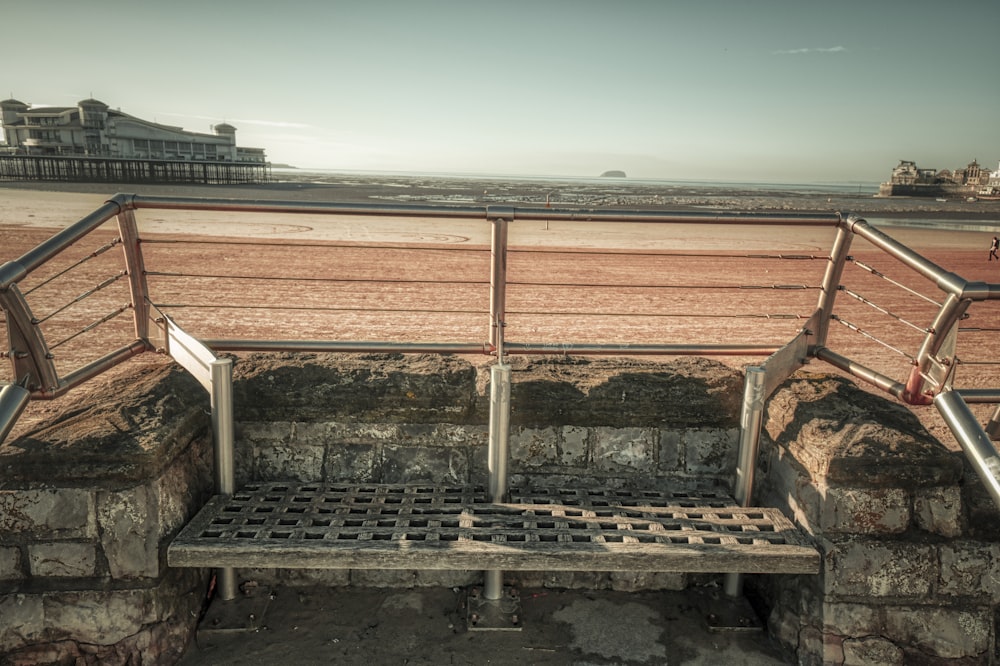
[2,177,999,444]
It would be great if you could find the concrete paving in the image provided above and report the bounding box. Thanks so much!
[176,584,793,665]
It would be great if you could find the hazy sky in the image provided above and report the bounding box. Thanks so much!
[4,0,998,182]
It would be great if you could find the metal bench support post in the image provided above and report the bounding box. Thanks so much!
[485,362,511,600]
[211,358,237,601]
[725,366,767,597]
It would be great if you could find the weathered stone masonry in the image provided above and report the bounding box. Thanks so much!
[756,373,1000,665]
[0,364,213,665]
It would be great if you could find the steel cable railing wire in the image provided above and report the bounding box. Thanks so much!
[837,286,931,334]
[509,247,825,261]
[849,258,942,306]
[137,240,824,322]
[23,237,123,296]
[143,270,486,286]
[507,309,808,320]
[139,238,488,253]
[150,303,485,315]
[36,271,129,324]
[508,281,814,290]
[830,314,915,361]
[48,304,133,350]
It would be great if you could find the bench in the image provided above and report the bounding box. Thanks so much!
[168,482,818,574]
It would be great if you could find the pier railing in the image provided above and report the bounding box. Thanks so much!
[2,194,999,509]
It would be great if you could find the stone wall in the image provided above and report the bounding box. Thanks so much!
[230,353,743,492]
[755,372,1000,665]
[0,364,213,665]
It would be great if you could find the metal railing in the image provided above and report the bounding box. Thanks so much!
[2,193,1000,510]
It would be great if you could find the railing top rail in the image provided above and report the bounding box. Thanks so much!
[0,200,124,291]
[846,215,1000,301]
[118,193,844,226]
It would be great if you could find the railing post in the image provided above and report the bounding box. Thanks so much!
[0,382,31,444]
[725,366,767,598]
[988,405,1000,441]
[935,390,1000,510]
[904,294,971,403]
[116,207,150,341]
[812,220,854,349]
[488,210,510,353]
[0,282,59,394]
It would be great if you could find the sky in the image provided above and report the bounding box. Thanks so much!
[3,0,998,183]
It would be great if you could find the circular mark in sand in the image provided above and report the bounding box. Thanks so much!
[391,232,470,243]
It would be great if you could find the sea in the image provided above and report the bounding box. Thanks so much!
[270,168,1000,235]
[271,167,880,196]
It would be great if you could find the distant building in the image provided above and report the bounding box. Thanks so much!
[878,159,995,197]
[0,97,266,163]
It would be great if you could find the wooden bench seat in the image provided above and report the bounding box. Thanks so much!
[168,483,819,574]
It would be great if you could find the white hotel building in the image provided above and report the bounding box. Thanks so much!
[0,97,266,163]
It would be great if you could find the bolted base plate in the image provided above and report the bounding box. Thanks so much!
[692,588,763,633]
[196,580,273,639]
[464,585,522,632]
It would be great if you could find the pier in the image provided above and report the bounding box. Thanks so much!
[0,155,270,185]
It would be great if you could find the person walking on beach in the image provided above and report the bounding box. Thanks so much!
[991,236,999,262]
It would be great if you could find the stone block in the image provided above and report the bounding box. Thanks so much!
[328,422,404,445]
[510,427,560,468]
[36,576,208,650]
[760,445,821,534]
[658,429,682,473]
[508,356,742,428]
[882,605,990,659]
[257,442,325,481]
[591,428,654,472]
[937,542,1000,600]
[820,601,879,638]
[0,594,44,649]
[0,546,23,581]
[684,427,738,475]
[156,435,212,538]
[823,539,935,598]
[289,420,331,445]
[560,426,588,467]
[842,636,904,666]
[43,589,151,645]
[27,542,96,578]
[764,375,962,488]
[820,487,910,535]
[913,486,962,537]
[396,423,487,448]
[232,353,479,424]
[0,488,94,539]
[324,443,380,482]
[98,485,159,579]
[239,420,294,443]
[381,445,469,484]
